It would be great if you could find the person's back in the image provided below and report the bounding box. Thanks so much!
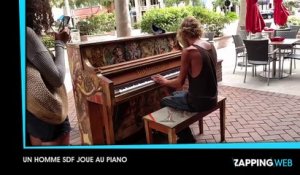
[187,42,217,111]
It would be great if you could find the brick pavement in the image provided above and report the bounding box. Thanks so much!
[68,85,300,145]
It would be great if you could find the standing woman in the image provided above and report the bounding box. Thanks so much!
[26,0,71,145]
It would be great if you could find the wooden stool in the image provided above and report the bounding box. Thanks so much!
[143,96,226,144]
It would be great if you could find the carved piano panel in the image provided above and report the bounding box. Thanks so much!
[67,47,96,144]
[80,34,178,68]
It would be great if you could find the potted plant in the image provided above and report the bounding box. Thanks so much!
[203,30,215,42]
[76,21,91,41]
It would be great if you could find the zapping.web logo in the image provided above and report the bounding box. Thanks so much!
[233,158,293,167]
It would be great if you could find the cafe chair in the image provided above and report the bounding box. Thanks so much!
[265,22,272,28]
[274,30,298,69]
[289,25,300,69]
[289,25,300,34]
[238,30,248,40]
[274,28,291,37]
[282,53,300,75]
[275,30,298,40]
[243,39,277,86]
[232,35,247,74]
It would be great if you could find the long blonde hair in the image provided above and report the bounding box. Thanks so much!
[177,16,203,48]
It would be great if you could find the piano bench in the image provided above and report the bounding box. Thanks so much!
[143,96,226,144]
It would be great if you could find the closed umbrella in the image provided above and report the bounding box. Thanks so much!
[274,0,289,26]
[246,0,266,33]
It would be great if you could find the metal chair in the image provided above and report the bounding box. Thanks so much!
[282,53,300,75]
[240,26,246,30]
[289,25,300,33]
[243,39,276,85]
[274,30,298,70]
[275,30,298,39]
[274,28,291,37]
[232,35,247,74]
[238,30,248,40]
[265,22,272,28]
[289,25,300,68]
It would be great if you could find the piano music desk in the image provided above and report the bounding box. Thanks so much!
[143,96,226,144]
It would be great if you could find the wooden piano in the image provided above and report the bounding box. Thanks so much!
[66,32,222,145]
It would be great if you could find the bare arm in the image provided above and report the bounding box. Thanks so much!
[26,27,68,88]
[152,48,195,88]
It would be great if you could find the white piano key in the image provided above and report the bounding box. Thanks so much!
[115,71,179,95]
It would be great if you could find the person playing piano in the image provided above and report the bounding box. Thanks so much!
[152,16,218,143]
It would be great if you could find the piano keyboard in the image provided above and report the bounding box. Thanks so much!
[114,70,179,95]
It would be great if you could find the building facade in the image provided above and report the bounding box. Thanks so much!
[130,0,163,22]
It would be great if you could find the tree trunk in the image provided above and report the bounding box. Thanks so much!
[64,0,71,16]
[64,0,73,27]
[237,0,246,34]
[114,0,131,37]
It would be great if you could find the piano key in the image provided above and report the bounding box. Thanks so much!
[114,70,179,95]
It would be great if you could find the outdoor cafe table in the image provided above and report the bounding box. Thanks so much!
[267,38,300,79]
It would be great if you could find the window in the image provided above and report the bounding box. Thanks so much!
[150,0,159,5]
[130,0,135,7]
[140,0,146,6]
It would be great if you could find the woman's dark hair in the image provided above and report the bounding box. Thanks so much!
[26,0,54,35]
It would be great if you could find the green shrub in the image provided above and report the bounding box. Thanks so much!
[187,6,236,36]
[77,13,115,35]
[225,12,238,21]
[77,21,92,35]
[88,13,115,34]
[41,35,55,48]
[133,22,141,29]
[140,6,236,37]
[141,7,191,34]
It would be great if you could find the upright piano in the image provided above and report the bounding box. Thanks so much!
[66,32,222,144]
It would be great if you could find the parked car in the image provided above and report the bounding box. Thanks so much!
[261,10,273,19]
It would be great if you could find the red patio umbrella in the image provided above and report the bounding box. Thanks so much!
[274,0,289,26]
[246,0,266,33]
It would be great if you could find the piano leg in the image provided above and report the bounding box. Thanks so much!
[144,119,153,144]
[101,105,115,145]
[87,101,106,144]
